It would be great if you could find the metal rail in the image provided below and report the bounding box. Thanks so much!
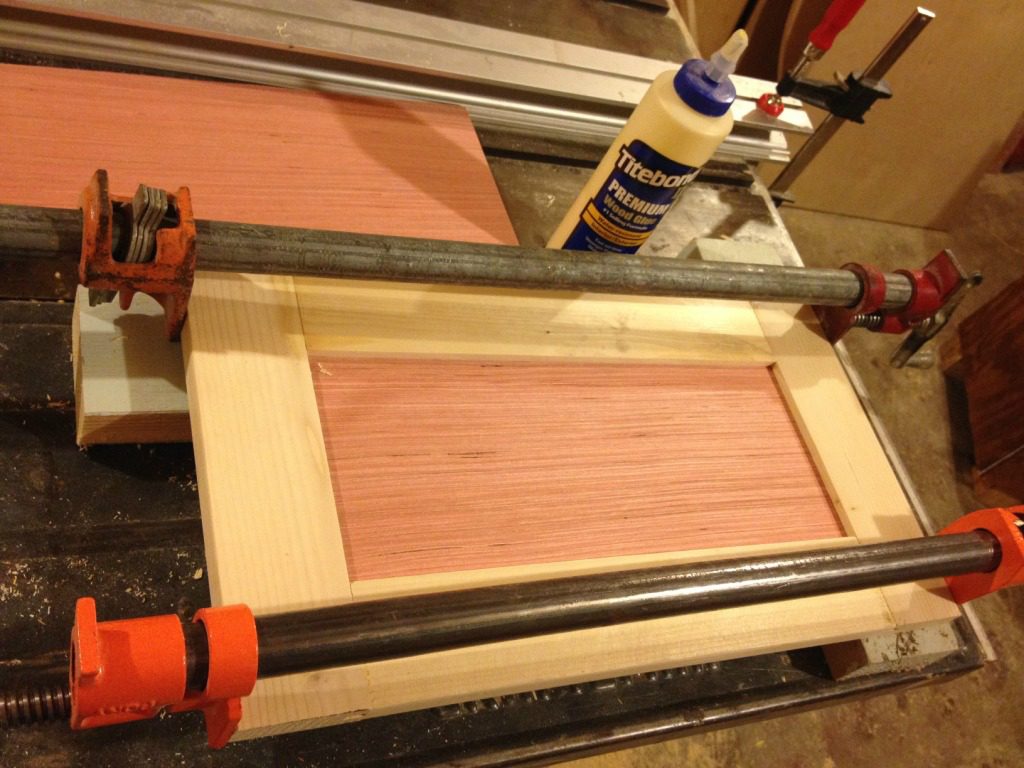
[0,1,810,161]
[0,203,916,309]
[252,531,996,678]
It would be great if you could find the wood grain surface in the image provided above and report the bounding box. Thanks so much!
[8,62,959,738]
[955,275,1024,503]
[310,355,843,580]
[0,63,516,244]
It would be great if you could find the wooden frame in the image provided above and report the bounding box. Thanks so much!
[182,265,959,739]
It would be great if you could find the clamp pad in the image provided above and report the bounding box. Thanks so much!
[940,507,1024,603]
[816,261,887,342]
[175,604,259,747]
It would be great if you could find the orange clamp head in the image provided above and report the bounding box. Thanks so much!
[172,604,259,747]
[69,599,258,749]
[70,598,188,730]
[939,506,1024,603]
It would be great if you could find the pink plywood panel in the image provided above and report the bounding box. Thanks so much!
[0,64,517,245]
[311,356,843,580]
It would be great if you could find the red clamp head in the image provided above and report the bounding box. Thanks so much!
[70,598,257,748]
[79,169,197,341]
[816,249,974,345]
[939,507,1024,603]
[877,249,968,334]
[815,261,888,342]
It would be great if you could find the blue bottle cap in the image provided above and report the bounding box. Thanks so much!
[673,59,737,117]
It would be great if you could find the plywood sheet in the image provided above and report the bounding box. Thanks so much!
[0,62,518,443]
[311,355,842,581]
[0,63,517,241]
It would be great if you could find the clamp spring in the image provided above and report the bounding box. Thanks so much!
[851,312,884,331]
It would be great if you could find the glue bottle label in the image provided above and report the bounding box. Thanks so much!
[562,139,699,253]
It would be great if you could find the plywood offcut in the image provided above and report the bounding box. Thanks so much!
[0,62,517,444]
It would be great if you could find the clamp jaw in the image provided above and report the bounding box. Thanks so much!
[776,69,891,125]
[70,598,257,747]
[757,0,878,121]
[941,507,1024,603]
[79,169,197,340]
[74,169,977,365]
[815,249,982,368]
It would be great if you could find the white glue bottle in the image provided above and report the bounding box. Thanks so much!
[547,30,749,253]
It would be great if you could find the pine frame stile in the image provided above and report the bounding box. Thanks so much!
[15,62,959,739]
[182,271,960,739]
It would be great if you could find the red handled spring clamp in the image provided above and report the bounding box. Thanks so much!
[758,0,867,116]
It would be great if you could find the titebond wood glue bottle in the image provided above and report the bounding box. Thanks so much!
[547,30,748,253]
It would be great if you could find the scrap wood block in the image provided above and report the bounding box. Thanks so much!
[72,289,191,445]
[2,63,962,739]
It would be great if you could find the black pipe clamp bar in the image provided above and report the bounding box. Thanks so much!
[0,530,998,732]
[246,531,996,679]
[0,202,915,309]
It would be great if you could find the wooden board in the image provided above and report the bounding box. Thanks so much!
[180,265,959,739]
[680,0,746,56]
[944,275,1024,504]
[72,288,191,444]
[3,64,960,739]
[0,64,515,243]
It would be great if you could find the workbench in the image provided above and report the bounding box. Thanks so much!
[0,1,992,763]
[0,156,987,765]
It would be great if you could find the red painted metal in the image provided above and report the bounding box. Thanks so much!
[816,250,966,343]
[78,169,196,341]
[756,92,785,117]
